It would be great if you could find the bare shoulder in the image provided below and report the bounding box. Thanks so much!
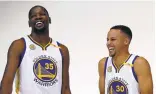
[57,42,69,54]
[134,56,150,68]
[134,56,151,75]
[98,57,108,68]
[98,57,108,76]
[57,42,69,64]
[9,38,25,53]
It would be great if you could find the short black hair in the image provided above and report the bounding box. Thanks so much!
[110,25,132,40]
[28,5,49,19]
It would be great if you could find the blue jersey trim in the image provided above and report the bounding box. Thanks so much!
[132,56,139,82]
[56,41,63,94]
[104,57,108,78]
[18,38,26,68]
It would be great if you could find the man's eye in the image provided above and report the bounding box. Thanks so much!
[40,13,46,16]
[31,15,36,18]
[111,39,116,41]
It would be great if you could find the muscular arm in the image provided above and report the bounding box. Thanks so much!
[134,57,153,94]
[59,44,71,94]
[0,39,24,94]
[98,58,107,94]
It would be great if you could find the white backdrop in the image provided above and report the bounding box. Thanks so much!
[0,1,155,94]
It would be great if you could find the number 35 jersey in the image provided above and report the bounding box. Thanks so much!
[15,35,63,94]
[104,54,139,94]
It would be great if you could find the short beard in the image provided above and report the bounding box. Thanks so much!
[34,27,46,34]
[109,53,115,57]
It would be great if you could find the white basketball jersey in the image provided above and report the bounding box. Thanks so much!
[104,54,139,94]
[15,35,63,94]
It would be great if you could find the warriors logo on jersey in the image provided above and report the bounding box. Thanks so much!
[107,77,129,94]
[33,55,58,87]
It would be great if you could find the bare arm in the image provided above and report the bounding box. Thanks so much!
[59,44,71,94]
[98,57,107,94]
[0,39,24,94]
[134,57,153,94]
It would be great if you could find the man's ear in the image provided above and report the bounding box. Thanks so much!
[49,17,51,24]
[124,38,130,45]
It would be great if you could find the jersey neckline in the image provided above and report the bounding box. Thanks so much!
[28,35,52,50]
[112,54,132,73]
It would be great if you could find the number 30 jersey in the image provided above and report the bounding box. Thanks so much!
[104,54,139,94]
[15,35,63,94]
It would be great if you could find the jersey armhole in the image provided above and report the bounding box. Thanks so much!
[104,57,109,78]
[56,41,63,61]
[56,41,63,94]
[132,56,139,82]
[18,38,26,68]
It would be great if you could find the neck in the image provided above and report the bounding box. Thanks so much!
[113,50,130,68]
[30,29,50,46]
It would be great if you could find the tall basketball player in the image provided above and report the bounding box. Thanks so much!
[0,5,71,94]
[98,25,153,94]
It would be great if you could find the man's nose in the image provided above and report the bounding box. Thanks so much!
[107,40,111,46]
[36,14,42,20]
